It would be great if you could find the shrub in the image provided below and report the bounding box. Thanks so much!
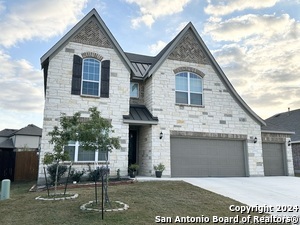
[70,169,86,182]
[47,164,68,185]
[87,164,100,181]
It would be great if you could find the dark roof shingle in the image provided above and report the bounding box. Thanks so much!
[264,109,300,141]
[0,129,18,137]
[14,124,42,136]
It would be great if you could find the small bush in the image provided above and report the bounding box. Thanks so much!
[87,164,100,181]
[70,169,86,182]
[47,164,68,185]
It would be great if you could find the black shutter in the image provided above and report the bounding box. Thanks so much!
[71,55,82,95]
[100,60,110,98]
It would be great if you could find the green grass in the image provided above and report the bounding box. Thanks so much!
[0,181,286,225]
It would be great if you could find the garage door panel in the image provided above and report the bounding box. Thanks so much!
[171,137,246,177]
[262,143,285,176]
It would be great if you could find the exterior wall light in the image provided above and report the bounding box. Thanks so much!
[159,131,163,139]
[288,140,291,146]
[254,137,257,144]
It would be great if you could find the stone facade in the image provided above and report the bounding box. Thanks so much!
[292,143,300,173]
[141,58,264,176]
[38,41,131,183]
[39,10,294,183]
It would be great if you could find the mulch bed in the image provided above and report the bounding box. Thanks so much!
[31,178,135,192]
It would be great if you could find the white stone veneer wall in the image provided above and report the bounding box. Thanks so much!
[285,138,294,175]
[38,42,130,184]
[147,59,265,176]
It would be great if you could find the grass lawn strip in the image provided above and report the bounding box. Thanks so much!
[0,181,288,225]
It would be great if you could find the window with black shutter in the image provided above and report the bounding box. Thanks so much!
[71,55,110,98]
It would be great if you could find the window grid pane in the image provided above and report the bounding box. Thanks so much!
[176,92,188,104]
[190,93,202,105]
[190,73,202,93]
[82,81,99,96]
[98,151,108,161]
[78,147,96,161]
[130,83,139,98]
[175,73,188,91]
[64,146,75,161]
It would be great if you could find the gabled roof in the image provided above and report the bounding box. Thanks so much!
[41,9,265,126]
[14,124,42,136]
[264,109,300,141]
[132,22,266,126]
[125,53,155,79]
[40,8,138,76]
[0,129,17,137]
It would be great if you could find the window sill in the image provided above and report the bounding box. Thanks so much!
[80,95,100,99]
[62,161,109,165]
[175,103,205,108]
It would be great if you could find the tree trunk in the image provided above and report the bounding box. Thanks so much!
[54,160,59,196]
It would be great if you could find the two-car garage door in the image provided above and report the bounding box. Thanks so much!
[171,137,247,177]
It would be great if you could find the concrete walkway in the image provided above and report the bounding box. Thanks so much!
[137,176,300,217]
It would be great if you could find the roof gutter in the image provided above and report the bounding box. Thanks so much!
[261,130,295,135]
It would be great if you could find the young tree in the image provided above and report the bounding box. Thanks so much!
[77,107,120,204]
[43,112,81,193]
[77,107,120,154]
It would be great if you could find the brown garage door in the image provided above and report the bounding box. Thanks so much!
[171,137,247,177]
[262,143,286,176]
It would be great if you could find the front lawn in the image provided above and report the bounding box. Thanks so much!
[0,181,285,224]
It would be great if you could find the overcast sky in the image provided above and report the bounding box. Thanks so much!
[0,0,299,131]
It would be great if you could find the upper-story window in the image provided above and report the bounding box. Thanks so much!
[71,54,110,98]
[175,72,203,105]
[130,82,139,98]
[82,58,100,96]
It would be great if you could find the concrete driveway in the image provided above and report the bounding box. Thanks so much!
[183,177,300,216]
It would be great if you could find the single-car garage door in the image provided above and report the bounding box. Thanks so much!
[171,137,246,177]
[262,143,286,176]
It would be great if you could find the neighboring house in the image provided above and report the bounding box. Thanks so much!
[38,9,294,183]
[264,109,300,174]
[0,124,42,181]
[0,124,42,151]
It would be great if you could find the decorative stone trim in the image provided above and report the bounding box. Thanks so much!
[170,130,247,140]
[80,200,129,212]
[81,52,104,61]
[173,67,205,78]
[65,48,75,53]
[261,133,290,143]
[35,192,78,201]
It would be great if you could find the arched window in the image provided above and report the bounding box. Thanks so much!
[81,58,101,96]
[175,72,203,105]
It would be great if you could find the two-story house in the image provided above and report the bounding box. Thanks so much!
[38,9,294,183]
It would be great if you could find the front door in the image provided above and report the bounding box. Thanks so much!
[128,130,138,167]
